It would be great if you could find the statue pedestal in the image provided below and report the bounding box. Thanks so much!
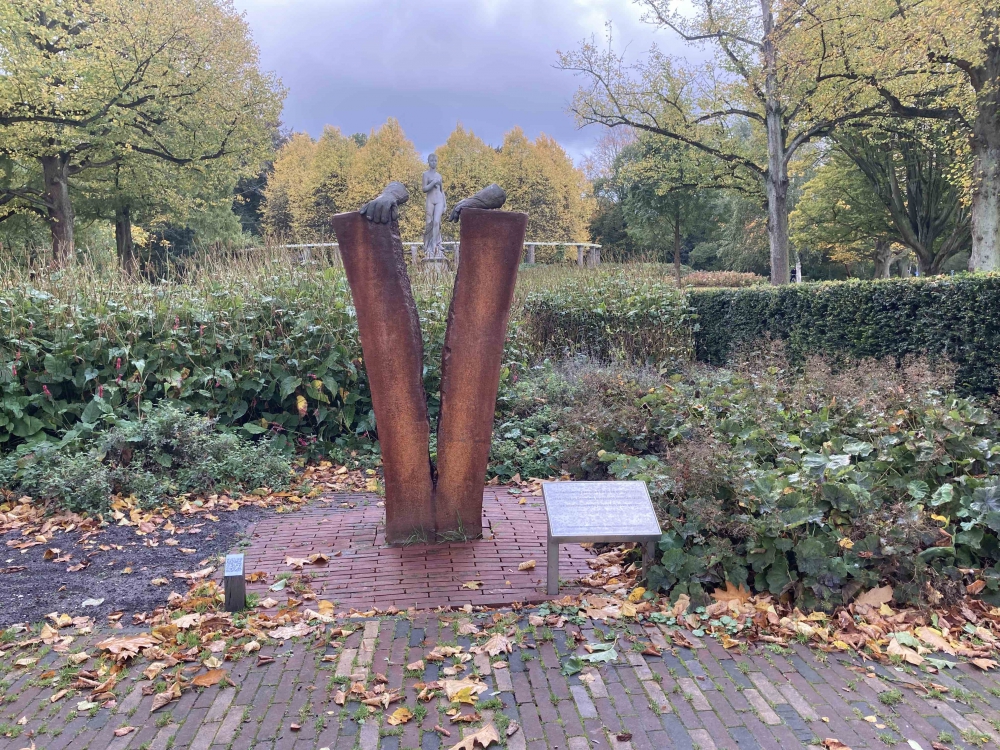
[422,257,449,274]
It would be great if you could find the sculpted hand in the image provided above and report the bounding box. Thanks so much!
[360,181,409,224]
[447,184,506,222]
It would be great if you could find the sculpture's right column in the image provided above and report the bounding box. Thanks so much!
[434,208,528,538]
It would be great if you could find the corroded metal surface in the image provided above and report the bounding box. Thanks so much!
[434,208,528,538]
[331,212,434,543]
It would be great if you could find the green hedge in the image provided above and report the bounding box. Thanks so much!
[690,275,1000,396]
[522,276,694,366]
[0,271,525,455]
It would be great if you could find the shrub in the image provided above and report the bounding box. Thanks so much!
[3,404,291,515]
[521,275,694,367]
[689,274,1000,397]
[492,357,1000,610]
[0,270,526,454]
[683,271,766,288]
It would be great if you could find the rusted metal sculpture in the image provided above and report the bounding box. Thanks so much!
[332,183,526,543]
[332,183,434,542]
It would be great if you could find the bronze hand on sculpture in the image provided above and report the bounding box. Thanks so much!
[359,181,409,224]
[333,182,526,543]
[447,184,506,222]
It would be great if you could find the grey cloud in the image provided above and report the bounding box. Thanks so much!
[234,0,668,162]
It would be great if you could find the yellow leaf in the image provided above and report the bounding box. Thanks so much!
[838,538,854,550]
[628,587,646,603]
[461,581,483,590]
[387,707,414,725]
[710,582,751,605]
[517,560,536,571]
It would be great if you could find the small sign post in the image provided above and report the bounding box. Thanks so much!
[542,481,662,596]
[224,553,246,612]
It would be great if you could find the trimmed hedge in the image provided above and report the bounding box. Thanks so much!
[522,276,694,366]
[689,275,1000,396]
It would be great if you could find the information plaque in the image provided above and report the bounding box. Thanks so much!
[541,481,662,595]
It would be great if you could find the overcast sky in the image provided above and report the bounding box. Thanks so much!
[232,0,669,164]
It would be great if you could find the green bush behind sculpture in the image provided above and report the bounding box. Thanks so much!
[0,270,526,455]
[524,274,1000,398]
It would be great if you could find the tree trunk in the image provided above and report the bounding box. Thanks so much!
[873,239,893,278]
[40,154,74,265]
[969,74,1000,271]
[673,207,682,287]
[115,205,137,276]
[760,0,790,285]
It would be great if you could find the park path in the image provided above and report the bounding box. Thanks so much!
[3,610,1000,750]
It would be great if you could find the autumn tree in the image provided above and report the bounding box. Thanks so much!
[266,122,594,252]
[814,0,995,271]
[262,129,360,242]
[342,119,425,242]
[790,150,904,277]
[0,0,283,265]
[496,127,593,245]
[435,124,500,241]
[559,0,885,284]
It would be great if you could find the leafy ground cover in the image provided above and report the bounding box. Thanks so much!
[493,353,1000,611]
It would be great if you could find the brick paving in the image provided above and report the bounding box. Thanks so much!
[5,611,1000,749]
[4,492,1000,749]
[239,489,594,610]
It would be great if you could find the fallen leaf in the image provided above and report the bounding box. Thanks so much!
[822,740,851,750]
[482,634,512,657]
[150,578,169,586]
[49,690,68,703]
[711,582,751,605]
[81,598,104,608]
[150,683,181,712]
[192,669,226,688]
[517,560,536,571]
[971,658,998,671]
[113,727,136,737]
[855,586,893,608]
[387,707,414,725]
[406,660,425,672]
[442,679,488,703]
[461,581,483,590]
[449,722,500,750]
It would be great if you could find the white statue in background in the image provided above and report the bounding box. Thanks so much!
[422,154,446,260]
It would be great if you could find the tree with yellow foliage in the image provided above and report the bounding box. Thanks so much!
[435,124,499,241]
[265,122,594,251]
[343,119,425,243]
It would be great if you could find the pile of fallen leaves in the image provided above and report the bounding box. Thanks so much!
[0,462,371,558]
[557,546,1000,676]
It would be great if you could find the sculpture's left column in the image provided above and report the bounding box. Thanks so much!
[331,210,435,543]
